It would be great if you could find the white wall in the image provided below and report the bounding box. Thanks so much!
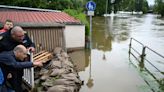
[64,25,85,49]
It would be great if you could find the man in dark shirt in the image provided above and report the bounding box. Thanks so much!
[0,26,35,92]
[0,45,42,92]
[0,26,35,52]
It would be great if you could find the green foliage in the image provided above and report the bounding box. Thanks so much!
[119,0,149,13]
[13,0,36,7]
[46,0,74,10]
[154,0,164,17]
[142,0,149,14]
[0,0,15,5]
[0,0,48,8]
[94,0,108,15]
[159,78,164,91]
[0,0,84,10]
[91,0,113,15]
[128,0,135,12]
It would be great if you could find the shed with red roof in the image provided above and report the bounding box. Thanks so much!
[0,5,85,52]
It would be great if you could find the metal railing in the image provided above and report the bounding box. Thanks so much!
[22,52,34,89]
[129,38,164,89]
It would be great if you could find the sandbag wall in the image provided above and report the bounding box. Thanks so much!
[34,47,82,92]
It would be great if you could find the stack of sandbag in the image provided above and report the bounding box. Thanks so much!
[34,47,83,92]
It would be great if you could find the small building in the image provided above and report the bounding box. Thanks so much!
[0,5,85,52]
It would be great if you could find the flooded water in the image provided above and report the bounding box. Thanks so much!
[69,14,164,92]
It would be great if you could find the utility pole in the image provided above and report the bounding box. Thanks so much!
[86,0,96,49]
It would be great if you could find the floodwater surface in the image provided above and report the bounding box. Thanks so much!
[69,14,164,92]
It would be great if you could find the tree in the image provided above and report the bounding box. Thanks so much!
[127,0,136,13]
[154,0,164,17]
[142,0,149,14]
[91,0,109,15]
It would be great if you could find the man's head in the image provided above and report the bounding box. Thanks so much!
[11,26,25,42]
[3,19,13,30]
[13,45,28,61]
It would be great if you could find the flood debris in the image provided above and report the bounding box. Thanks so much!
[34,47,83,92]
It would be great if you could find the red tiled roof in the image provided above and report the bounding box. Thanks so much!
[0,11,81,24]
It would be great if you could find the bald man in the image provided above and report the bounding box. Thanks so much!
[0,45,42,92]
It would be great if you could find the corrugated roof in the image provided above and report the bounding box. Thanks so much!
[0,5,61,12]
[0,11,81,26]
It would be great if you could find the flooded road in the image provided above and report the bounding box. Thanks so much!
[69,14,164,92]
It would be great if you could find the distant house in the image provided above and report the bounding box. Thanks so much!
[0,5,85,52]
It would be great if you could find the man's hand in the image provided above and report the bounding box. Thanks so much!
[27,47,35,52]
[33,62,43,67]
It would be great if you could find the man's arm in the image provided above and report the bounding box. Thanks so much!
[24,34,35,48]
[0,55,42,69]
[24,34,35,52]
[1,56,33,68]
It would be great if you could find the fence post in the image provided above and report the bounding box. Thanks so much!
[30,52,34,89]
[138,46,146,71]
[140,46,146,62]
[129,38,132,55]
[30,35,34,89]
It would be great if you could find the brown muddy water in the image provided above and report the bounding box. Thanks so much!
[69,14,164,92]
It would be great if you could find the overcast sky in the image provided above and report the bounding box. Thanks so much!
[147,0,155,5]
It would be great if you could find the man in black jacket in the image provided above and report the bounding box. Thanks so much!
[0,45,42,92]
[0,26,35,52]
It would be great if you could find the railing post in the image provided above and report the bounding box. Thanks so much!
[30,35,34,89]
[129,38,132,55]
[30,52,34,89]
[140,46,146,62]
[139,46,146,71]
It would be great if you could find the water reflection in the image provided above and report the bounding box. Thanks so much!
[92,15,131,44]
[86,56,94,88]
[69,49,90,71]
[69,14,164,92]
[92,17,112,51]
[92,16,113,60]
[106,16,130,42]
[68,49,94,89]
